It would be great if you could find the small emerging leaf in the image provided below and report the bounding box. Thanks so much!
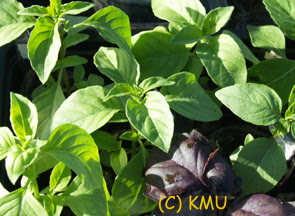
[0,127,15,160]
[110,148,128,175]
[60,2,95,16]
[50,162,71,194]
[139,77,175,94]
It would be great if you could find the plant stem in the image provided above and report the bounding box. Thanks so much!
[32,178,40,201]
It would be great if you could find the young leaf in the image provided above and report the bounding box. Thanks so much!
[197,34,247,87]
[233,138,287,195]
[0,0,36,47]
[0,188,48,216]
[248,25,286,57]
[43,195,63,216]
[18,5,50,17]
[263,0,295,40]
[28,17,61,84]
[275,118,290,135]
[132,27,190,80]
[126,92,173,152]
[87,74,104,86]
[202,6,234,35]
[50,0,61,10]
[10,93,38,145]
[110,148,128,175]
[244,134,254,145]
[62,55,88,68]
[112,148,156,215]
[171,24,204,45]
[223,30,260,64]
[33,83,65,139]
[119,131,140,141]
[152,0,206,28]
[78,6,131,50]
[6,145,38,184]
[94,47,140,85]
[289,85,295,106]
[46,86,121,138]
[248,58,295,104]
[64,33,89,49]
[161,72,222,121]
[74,65,85,82]
[50,162,71,194]
[139,77,175,94]
[0,127,15,160]
[43,124,101,188]
[105,84,135,101]
[91,130,121,151]
[60,2,95,16]
[285,102,295,120]
[215,83,282,126]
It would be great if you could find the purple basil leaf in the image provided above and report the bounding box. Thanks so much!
[226,194,295,216]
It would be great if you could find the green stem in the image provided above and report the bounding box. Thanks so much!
[32,178,40,201]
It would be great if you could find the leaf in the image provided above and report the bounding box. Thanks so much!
[132,27,190,80]
[33,83,65,139]
[182,55,203,79]
[275,118,290,135]
[0,0,36,47]
[0,127,15,160]
[263,0,295,40]
[91,130,121,151]
[285,101,295,120]
[74,65,85,82]
[50,0,61,10]
[139,77,175,94]
[248,58,295,104]
[119,131,140,141]
[289,85,295,106]
[152,0,206,28]
[62,55,88,67]
[63,177,108,216]
[0,183,9,198]
[50,162,71,194]
[18,5,50,17]
[223,30,260,64]
[60,2,95,16]
[108,198,129,216]
[197,34,247,87]
[28,17,61,84]
[0,188,48,216]
[112,148,156,215]
[244,134,254,145]
[10,93,38,145]
[215,83,282,126]
[292,123,295,139]
[248,25,286,57]
[43,124,102,188]
[64,33,89,49]
[230,146,243,165]
[110,148,128,175]
[105,84,135,101]
[78,6,131,50]
[94,47,140,85]
[6,145,38,184]
[47,86,121,138]
[171,24,204,44]
[126,91,174,153]
[232,138,287,195]
[202,6,234,35]
[161,72,222,121]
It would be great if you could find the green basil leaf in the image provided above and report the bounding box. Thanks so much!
[274,118,290,135]
[263,0,295,40]
[182,55,203,79]
[197,33,247,87]
[171,24,204,45]
[223,30,260,64]
[119,131,139,141]
[64,33,89,49]
[248,58,295,104]
[233,138,287,195]
[161,72,222,121]
[126,91,174,152]
[0,183,9,198]
[0,188,48,215]
[202,6,234,35]
[110,148,128,175]
[91,130,121,151]
[43,195,63,216]
[229,146,243,165]
[132,27,190,80]
[60,2,95,16]
[43,124,101,188]
[215,83,282,126]
[50,0,61,10]
[33,83,65,139]
[0,127,15,160]
[244,133,254,145]
[108,198,129,216]
[18,5,50,17]
[139,77,175,94]
[6,145,38,184]
[74,65,85,82]
[0,0,35,47]
[28,17,61,84]
[289,85,295,106]
[112,148,157,215]
[87,74,104,86]
[105,84,135,101]
[152,0,206,28]
[79,6,131,50]
[62,55,88,67]
[10,93,38,145]
[248,25,286,57]
[46,86,121,138]
[285,101,295,120]
[94,47,140,85]
[50,162,71,194]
